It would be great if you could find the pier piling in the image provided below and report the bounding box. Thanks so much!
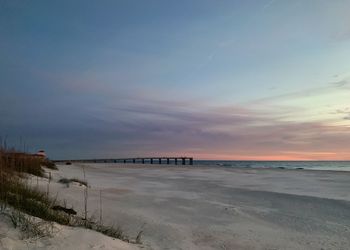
[54,157,194,166]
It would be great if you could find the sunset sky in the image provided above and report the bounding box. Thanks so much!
[1,0,350,160]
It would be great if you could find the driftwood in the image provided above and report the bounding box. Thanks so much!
[51,205,77,215]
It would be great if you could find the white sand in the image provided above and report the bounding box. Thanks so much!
[0,211,139,250]
[18,164,350,250]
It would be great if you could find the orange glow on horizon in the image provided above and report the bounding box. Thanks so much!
[185,152,350,161]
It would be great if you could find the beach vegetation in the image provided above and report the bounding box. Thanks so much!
[0,145,136,243]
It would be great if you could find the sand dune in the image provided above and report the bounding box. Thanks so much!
[0,212,139,250]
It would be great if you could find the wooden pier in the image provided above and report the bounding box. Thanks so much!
[54,157,194,165]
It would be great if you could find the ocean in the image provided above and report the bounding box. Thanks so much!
[195,160,350,171]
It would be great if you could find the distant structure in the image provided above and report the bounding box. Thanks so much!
[54,156,194,165]
[34,150,46,158]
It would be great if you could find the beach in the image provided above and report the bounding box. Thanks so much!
[31,163,349,250]
[0,216,139,250]
[2,1,350,249]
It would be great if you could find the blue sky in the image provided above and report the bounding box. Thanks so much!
[1,0,350,160]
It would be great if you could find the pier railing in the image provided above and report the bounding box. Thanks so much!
[53,157,194,165]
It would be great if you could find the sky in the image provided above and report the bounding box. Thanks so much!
[1,0,350,160]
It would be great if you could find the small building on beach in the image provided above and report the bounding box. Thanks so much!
[34,150,46,158]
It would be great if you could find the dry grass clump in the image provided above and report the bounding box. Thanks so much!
[0,150,44,177]
[0,145,57,174]
[1,207,54,239]
[71,216,127,241]
[1,177,71,225]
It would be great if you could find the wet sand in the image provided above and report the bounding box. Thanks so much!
[46,163,350,250]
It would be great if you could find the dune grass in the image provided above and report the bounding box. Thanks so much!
[0,150,44,177]
[0,146,140,243]
[1,207,54,239]
[0,148,71,225]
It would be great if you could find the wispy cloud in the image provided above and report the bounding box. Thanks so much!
[6,72,345,160]
[67,91,350,160]
[262,0,277,11]
[2,80,350,160]
[334,108,350,120]
[330,79,349,88]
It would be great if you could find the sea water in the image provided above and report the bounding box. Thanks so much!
[195,160,350,171]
